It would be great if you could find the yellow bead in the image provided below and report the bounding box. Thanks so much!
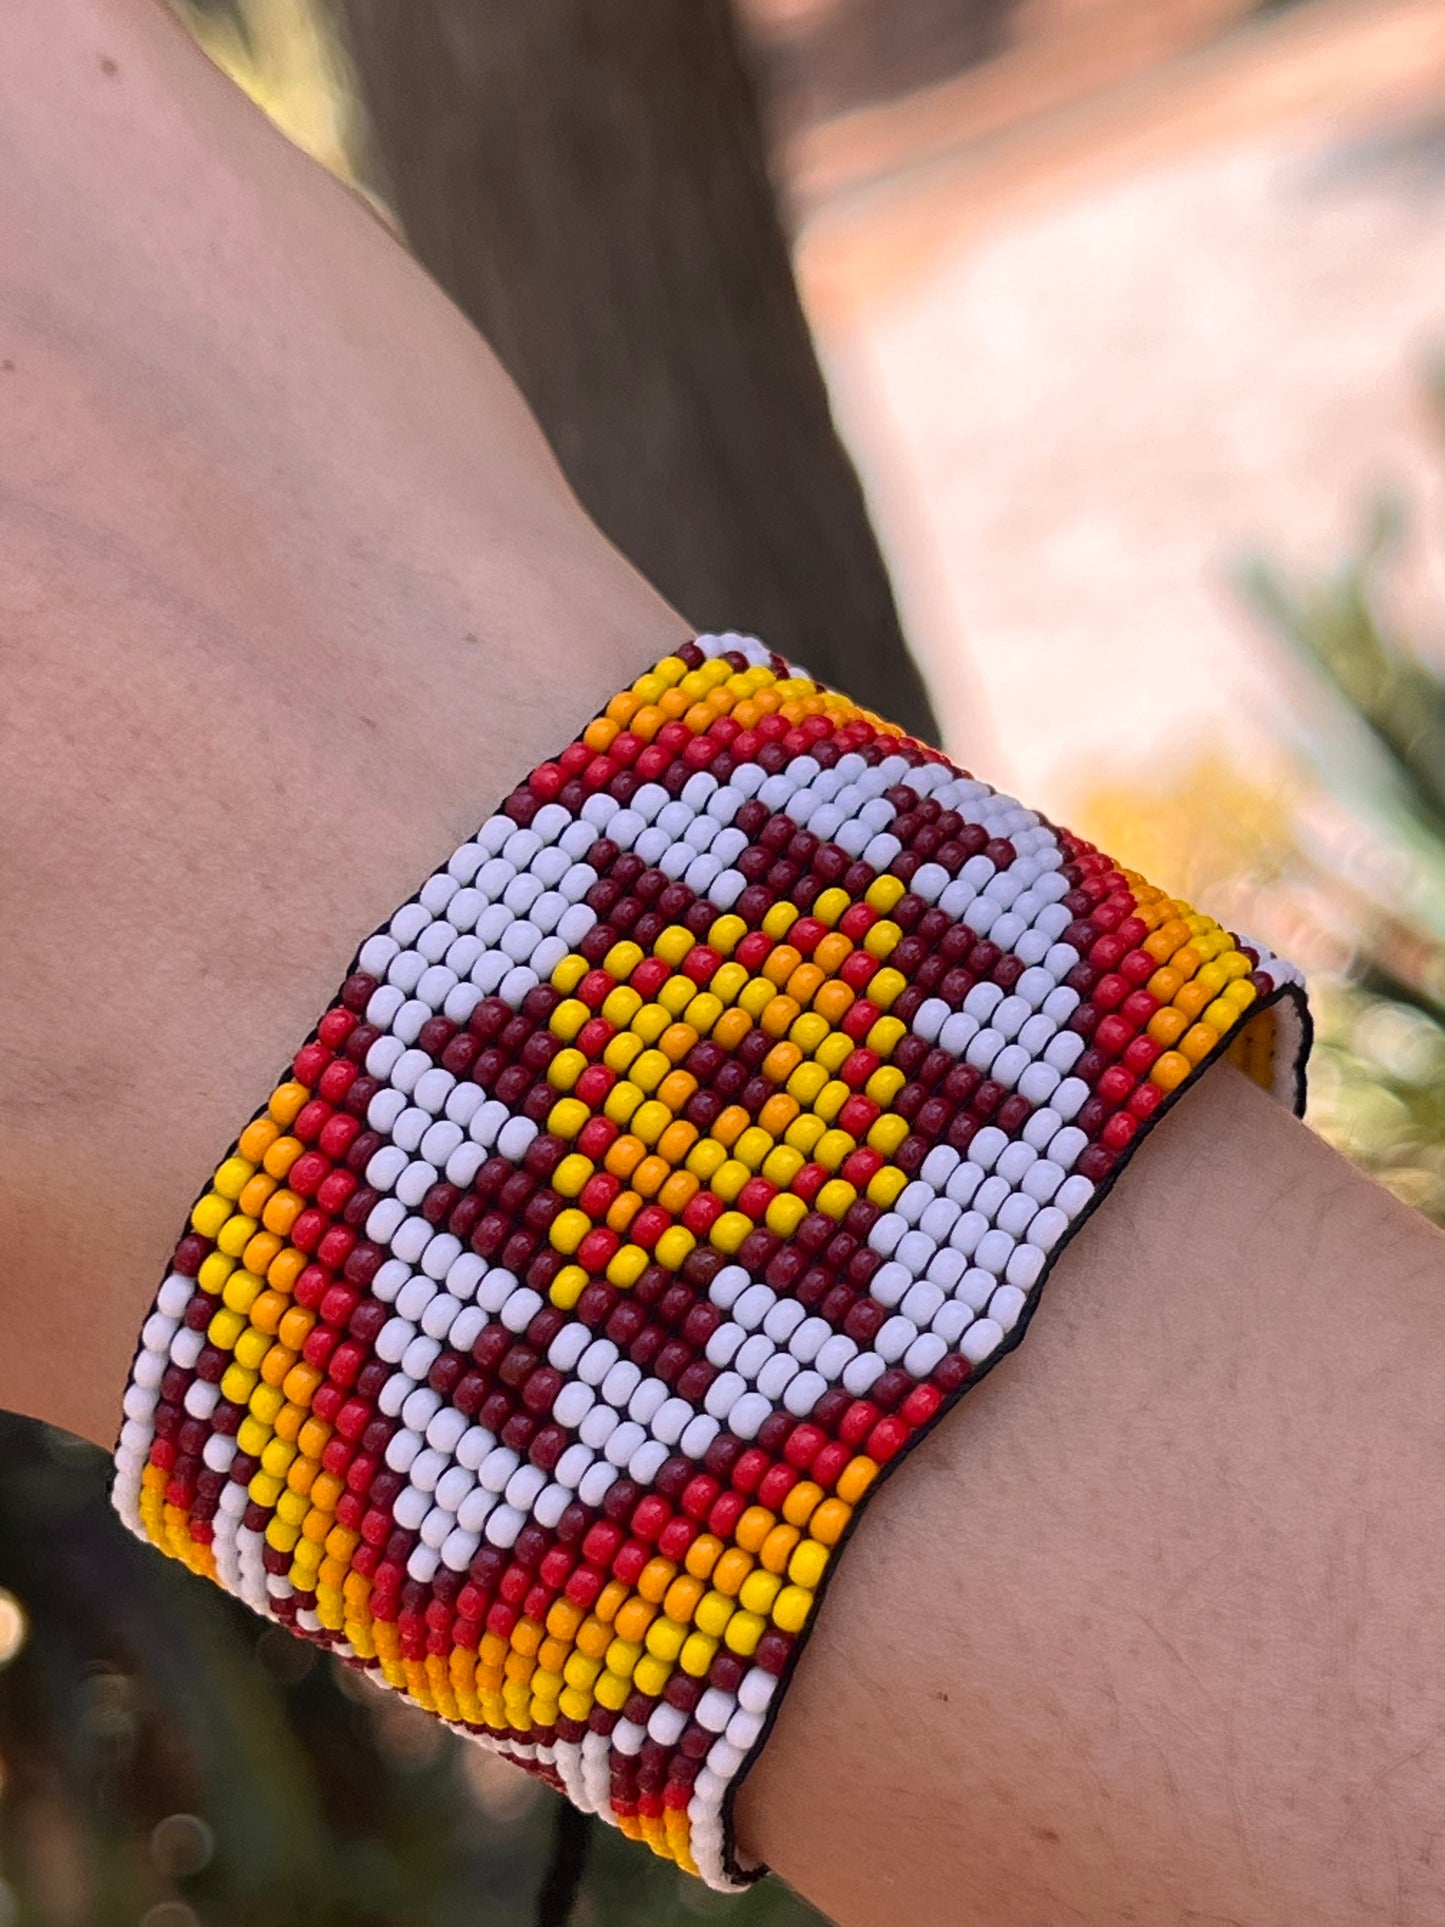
[221,1268,264,1315]
[866,1015,907,1058]
[213,1154,255,1201]
[603,1032,644,1075]
[865,873,906,913]
[644,1616,687,1663]
[549,997,590,1042]
[658,976,695,1019]
[766,1194,808,1238]
[710,1211,751,1255]
[694,1590,734,1637]
[680,1631,718,1676]
[654,1227,696,1271]
[553,1154,592,1198]
[631,1098,670,1142]
[221,1363,258,1403]
[708,914,747,955]
[787,1060,829,1109]
[196,1251,235,1295]
[551,952,590,995]
[546,1048,585,1091]
[655,924,695,966]
[1202,998,1237,1035]
[605,1244,648,1290]
[814,1128,853,1171]
[785,1112,827,1157]
[602,984,643,1028]
[249,1383,285,1427]
[739,1570,781,1616]
[865,1066,906,1107]
[762,1144,805,1189]
[595,1670,631,1711]
[761,900,799,940]
[815,1034,853,1076]
[208,1306,246,1350]
[789,1010,831,1056]
[236,1415,269,1457]
[816,1179,857,1220]
[863,920,901,959]
[548,1097,590,1140]
[722,1610,765,1656]
[771,1585,813,1634]
[686,1138,728,1183]
[190,1192,232,1240]
[813,887,850,927]
[869,967,907,1010]
[603,940,644,981]
[215,1214,258,1258]
[549,1265,588,1311]
[867,1113,910,1159]
[550,1208,590,1255]
[788,1539,830,1590]
[633,1653,672,1699]
[233,1328,270,1371]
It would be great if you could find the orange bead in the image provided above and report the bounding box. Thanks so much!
[1150,1049,1191,1093]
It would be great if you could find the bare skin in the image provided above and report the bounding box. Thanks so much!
[2,5,1442,1923]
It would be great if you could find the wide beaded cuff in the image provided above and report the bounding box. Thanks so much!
[113,634,1309,1889]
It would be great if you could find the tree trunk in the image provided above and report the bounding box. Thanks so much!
[329,0,939,742]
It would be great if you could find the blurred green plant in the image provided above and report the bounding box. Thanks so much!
[1085,360,1445,1225]
[1236,357,1445,1222]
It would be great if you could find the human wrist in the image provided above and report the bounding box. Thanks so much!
[109,636,1309,1890]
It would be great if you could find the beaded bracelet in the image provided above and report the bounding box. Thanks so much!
[113,634,1309,1890]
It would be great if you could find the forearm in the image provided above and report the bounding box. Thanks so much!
[0,0,684,1444]
[744,1064,1445,1925]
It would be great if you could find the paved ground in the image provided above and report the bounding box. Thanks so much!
[794,0,1445,823]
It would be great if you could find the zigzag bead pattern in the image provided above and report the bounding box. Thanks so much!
[113,634,1310,1888]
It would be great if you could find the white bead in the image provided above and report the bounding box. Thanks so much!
[480,1446,520,1492]
[927,1246,967,1292]
[755,1354,799,1401]
[1049,1125,1088,1169]
[903,1332,948,1378]
[1022,1105,1063,1151]
[875,1314,916,1363]
[900,1279,944,1326]
[788,1316,831,1364]
[475,1265,521,1314]
[1006,1243,1046,1291]
[577,1460,619,1508]
[1055,1173,1095,1215]
[554,1381,594,1429]
[485,1504,525,1549]
[783,1369,828,1416]
[505,1465,547,1512]
[580,1404,619,1448]
[735,1333,774,1381]
[457,1487,497,1533]
[868,1213,907,1258]
[842,1350,886,1394]
[762,1297,806,1343]
[960,1317,1005,1364]
[733,1283,774,1331]
[629,1439,669,1484]
[577,1339,619,1386]
[442,1528,480,1572]
[932,1299,974,1344]
[895,1229,935,1278]
[406,1544,440,1584]
[393,1484,429,1530]
[705,1371,745,1420]
[679,1413,720,1459]
[945,1161,983,1208]
[814,1333,858,1379]
[601,1360,642,1409]
[729,1391,772,1439]
[402,1335,440,1379]
[628,1379,668,1427]
[956,1267,997,1312]
[651,1397,692,1445]
[996,1193,1038,1239]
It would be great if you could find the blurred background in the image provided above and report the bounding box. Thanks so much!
[4,0,1445,1921]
